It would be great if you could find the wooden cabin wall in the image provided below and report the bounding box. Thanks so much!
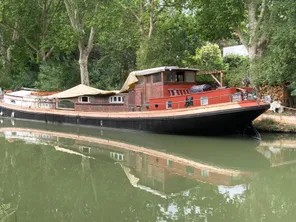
[58,94,131,112]
[134,73,164,106]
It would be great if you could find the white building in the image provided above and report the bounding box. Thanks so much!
[223,45,249,57]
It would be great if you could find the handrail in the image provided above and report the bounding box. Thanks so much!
[144,92,255,108]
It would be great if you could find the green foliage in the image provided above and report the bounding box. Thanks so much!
[136,10,202,69]
[190,0,245,41]
[0,0,295,93]
[89,59,122,90]
[195,43,224,71]
[223,54,246,70]
[224,59,250,87]
[250,0,296,90]
[36,60,80,91]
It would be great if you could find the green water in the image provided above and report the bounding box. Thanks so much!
[0,119,296,222]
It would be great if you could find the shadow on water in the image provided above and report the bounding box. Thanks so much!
[1,119,296,221]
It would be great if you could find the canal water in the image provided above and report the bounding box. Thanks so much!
[0,119,296,222]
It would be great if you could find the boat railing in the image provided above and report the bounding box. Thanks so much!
[137,91,257,111]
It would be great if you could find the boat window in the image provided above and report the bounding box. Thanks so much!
[200,97,208,105]
[56,100,75,110]
[167,160,173,167]
[164,72,175,82]
[10,100,16,104]
[185,71,195,82]
[153,73,161,83]
[79,146,91,154]
[146,75,151,84]
[231,93,242,102]
[137,76,144,85]
[78,96,90,103]
[110,152,124,161]
[109,96,124,104]
[201,170,209,178]
[166,101,172,109]
[176,72,184,82]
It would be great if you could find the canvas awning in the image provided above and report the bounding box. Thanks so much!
[48,84,120,99]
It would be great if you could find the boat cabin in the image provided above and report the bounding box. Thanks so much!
[49,84,133,112]
[130,67,199,107]
[121,66,252,111]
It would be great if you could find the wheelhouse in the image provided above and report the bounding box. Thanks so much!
[125,66,251,111]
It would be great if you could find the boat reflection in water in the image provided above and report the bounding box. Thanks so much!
[1,129,258,198]
[1,120,296,221]
[0,121,269,198]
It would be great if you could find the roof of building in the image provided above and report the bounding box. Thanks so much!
[48,84,120,99]
[223,45,249,57]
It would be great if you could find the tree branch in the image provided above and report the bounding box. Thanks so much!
[0,23,39,53]
[148,0,154,38]
[116,0,141,22]
[25,38,39,53]
[64,0,81,33]
[86,27,95,54]
[235,28,248,47]
[43,46,54,61]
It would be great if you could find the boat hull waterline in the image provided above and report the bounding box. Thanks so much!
[0,103,269,135]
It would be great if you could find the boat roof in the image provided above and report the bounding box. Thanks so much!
[6,90,34,97]
[120,66,200,93]
[48,84,120,99]
[131,66,200,76]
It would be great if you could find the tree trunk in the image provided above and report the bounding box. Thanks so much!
[79,50,90,86]
[77,27,95,86]
[248,44,257,60]
[64,0,95,86]
[148,0,154,38]
[0,29,8,72]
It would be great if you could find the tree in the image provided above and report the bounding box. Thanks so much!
[64,0,97,85]
[192,0,271,59]
[195,43,224,71]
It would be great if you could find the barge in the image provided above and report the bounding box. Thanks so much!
[0,66,269,135]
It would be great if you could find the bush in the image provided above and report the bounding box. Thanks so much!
[36,60,79,91]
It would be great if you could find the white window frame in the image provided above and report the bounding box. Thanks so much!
[201,169,209,178]
[78,96,90,103]
[166,101,172,109]
[200,97,208,106]
[79,146,91,154]
[167,160,173,167]
[110,152,124,161]
[109,96,124,104]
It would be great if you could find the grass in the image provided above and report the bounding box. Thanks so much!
[254,117,296,133]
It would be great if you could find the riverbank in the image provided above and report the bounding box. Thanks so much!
[254,110,296,133]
